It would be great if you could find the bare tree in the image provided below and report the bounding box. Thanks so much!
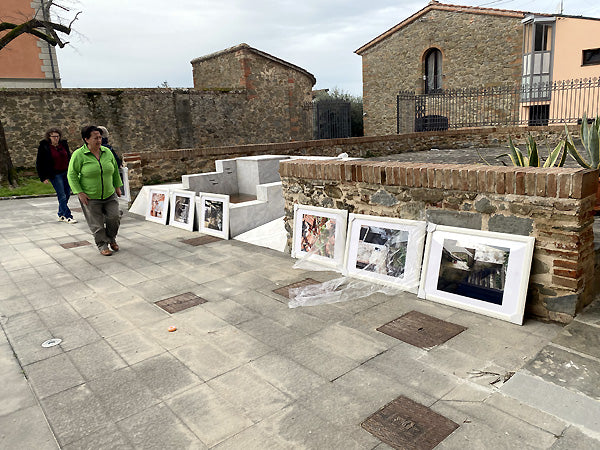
[0,1,80,187]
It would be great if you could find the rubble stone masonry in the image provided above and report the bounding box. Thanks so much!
[360,9,523,136]
[279,159,599,324]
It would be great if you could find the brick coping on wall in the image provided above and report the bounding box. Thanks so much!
[122,123,579,163]
[279,159,599,200]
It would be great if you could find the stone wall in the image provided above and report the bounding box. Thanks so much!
[279,159,598,324]
[122,124,579,190]
[192,44,315,142]
[359,8,523,136]
[1,45,316,168]
[0,88,251,168]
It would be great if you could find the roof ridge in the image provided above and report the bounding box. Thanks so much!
[191,43,316,85]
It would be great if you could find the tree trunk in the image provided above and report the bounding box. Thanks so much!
[0,119,18,187]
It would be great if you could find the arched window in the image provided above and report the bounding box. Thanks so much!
[424,48,442,93]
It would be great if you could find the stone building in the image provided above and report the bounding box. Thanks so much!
[191,43,316,143]
[0,43,316,168]
[356,1,600,135]
[0,0,62,88]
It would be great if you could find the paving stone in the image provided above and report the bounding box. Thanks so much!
[170,341,240,382]
[88,367,160,422]
[552,322,600,360]
[281,337,359,381]
[258,403,365,449]
[8,328,64,366]
[248,352,329,400]
[117,403,205,449]
[201,298,260,325]
[61,424,133,450]
[106,330,166,365]
[132,353,202,400]
[24,353,85,399]
[67,340,128,381]
[167,384,254,447]
[87,310,136,338]
[308,323,388,362]
[238,316,306,349]
[208,365,291,422]
[550,425,600,449]
[116,300,169,326]
[524,345,600,400]
[484,392,567,436]
[432,398,557,449]
[502,371,600,437]
[0,404,58,450]
[46,319,102,352]
[40,385,112,446]
[202,326,273,365]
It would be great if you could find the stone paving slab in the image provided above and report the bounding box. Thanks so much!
[1,195,600,448]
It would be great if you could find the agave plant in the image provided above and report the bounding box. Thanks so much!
[564,115,600,169]
[489,133,567,167]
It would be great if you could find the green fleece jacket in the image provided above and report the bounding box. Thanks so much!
[68,144,123,200]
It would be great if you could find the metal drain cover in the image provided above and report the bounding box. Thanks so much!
[60,241,91,249]
[377,311,466,349]
[362,395,459,450]
[273,278,320,299]
[41,338,62,348]
[181,236,222,246]
[155,292,207,313]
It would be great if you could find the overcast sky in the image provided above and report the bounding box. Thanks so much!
[55,0,600,96]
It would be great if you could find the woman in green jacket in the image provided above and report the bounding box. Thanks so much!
[68,125,123,256]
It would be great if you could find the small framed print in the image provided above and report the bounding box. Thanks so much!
[118,166,131,202]
[169,190,195,231]
[418,225,535,325]
[146,187,170,225]
[291,204,348,271]
[198,193,229,239]
[344,214,426,293]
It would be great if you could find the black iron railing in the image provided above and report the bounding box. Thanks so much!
[397,77,600,133]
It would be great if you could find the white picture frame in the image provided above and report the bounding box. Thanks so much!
[291,204,348,271]
[418,225,535,325]
[169,190,196,231]
[343,214,427,293]
[118,166,131,202]
[145,187,170,225]
[198,193,230,239]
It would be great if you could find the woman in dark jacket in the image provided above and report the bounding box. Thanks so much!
[35,127,77,223]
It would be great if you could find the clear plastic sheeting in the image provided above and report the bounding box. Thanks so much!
[289,247,401,308]
[288,275,401,308]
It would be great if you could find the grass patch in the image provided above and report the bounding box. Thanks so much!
[0,175,56,198]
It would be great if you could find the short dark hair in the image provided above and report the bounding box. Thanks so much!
[44,127,62,141]
[81,125,102,141]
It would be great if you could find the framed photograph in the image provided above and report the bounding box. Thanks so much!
[418,225,535,325]
[169,190,196,231]
[198,193,229,239]
[145,187,170,225]
[291,204,348,271]
[343,214,426,293]
[118,166,131,202]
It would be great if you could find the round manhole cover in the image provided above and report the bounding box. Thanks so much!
[41,338,62,348]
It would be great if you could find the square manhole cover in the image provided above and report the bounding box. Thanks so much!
[377,311,466,349]
[361,395,459,450]
[155,292,207,313]
[273,278,320,299]
[60,241,91,249]
[182,236,222,246]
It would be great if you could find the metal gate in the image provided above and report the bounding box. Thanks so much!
[313,100,351,139]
